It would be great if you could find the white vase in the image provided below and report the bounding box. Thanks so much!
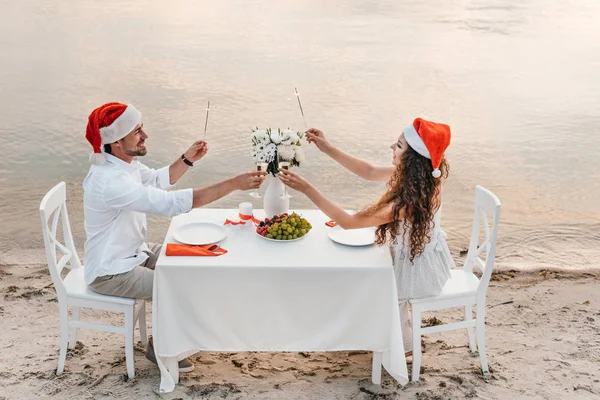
[263,174,289,218]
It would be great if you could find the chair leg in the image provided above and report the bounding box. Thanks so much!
[125,307,135,380]
[57,305,69,374]
[68,307,80,350]
[411,307,422,382]
[465,304,477,353]
[371,352,382,385]
[476,302,489,375]
[138,301,148,346]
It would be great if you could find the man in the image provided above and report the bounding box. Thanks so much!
[83,102,265,371]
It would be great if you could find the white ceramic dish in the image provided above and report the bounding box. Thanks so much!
[328,226,375,246]
[255,230,307,242]
[173,222,227,245]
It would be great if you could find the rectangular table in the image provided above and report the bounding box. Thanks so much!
[152,209,408,393]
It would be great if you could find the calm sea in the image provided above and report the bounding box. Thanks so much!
[1,0,599,270]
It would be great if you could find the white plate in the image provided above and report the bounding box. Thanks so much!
[172,222,227,245]
[328,226,376,246]
[255,230,307,242]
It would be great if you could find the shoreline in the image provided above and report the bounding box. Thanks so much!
[1,263,599,399]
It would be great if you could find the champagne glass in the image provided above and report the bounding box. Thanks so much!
[249,162,268,198]
[278,155,292,199]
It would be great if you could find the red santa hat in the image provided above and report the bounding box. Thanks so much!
[403,117,451,178]
[85,102,142,165]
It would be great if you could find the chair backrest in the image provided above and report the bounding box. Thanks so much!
[463,185,501,299]
[39,182,82,301]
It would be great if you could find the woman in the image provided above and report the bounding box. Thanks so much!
[279,117,455,355]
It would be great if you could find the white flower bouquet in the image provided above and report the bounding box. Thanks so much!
[251,128,305,175]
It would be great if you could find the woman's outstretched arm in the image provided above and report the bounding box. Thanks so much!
[279,169,398,229]
[306,128,394,182]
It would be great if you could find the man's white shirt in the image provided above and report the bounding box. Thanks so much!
[82,153,193,284]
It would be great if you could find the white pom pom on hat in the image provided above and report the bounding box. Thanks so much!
[89,152,106,165]
[403,117,451,178]
[85,102,142,164]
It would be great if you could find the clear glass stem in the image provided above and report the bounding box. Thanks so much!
[250,162,268,198]
[278,160,292,198]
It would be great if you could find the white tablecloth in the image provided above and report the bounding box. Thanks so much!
[152,209,408,392]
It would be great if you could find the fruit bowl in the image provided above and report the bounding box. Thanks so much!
[256,231,306,242]
[255,212,313,241]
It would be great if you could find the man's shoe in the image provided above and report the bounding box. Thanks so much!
[177,357,194,373]
[146,338,195,373]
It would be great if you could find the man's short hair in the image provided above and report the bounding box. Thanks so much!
[103,144,112,154]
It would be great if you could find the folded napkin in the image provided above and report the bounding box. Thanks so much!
[166,243,228,256]
[325,220,338,227]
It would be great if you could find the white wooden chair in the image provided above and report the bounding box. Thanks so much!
[39,182,147,379]
[409,185,501,381]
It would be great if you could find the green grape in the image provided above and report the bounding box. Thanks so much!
[292,234,298,239]
[283,235,288,240]
[287,227,293,233]
[276,235,282,240]
[288,218,295,225]
[300,228,306,234]
[266,234,273,239]
[278,229,282,235]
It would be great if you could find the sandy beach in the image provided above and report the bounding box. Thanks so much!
[1,263,598,400]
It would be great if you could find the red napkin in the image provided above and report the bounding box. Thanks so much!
[325,220,338,227]
[224,213,260,226]
[166,243,228,256]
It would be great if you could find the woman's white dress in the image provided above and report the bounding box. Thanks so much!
[389,208,455,352]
